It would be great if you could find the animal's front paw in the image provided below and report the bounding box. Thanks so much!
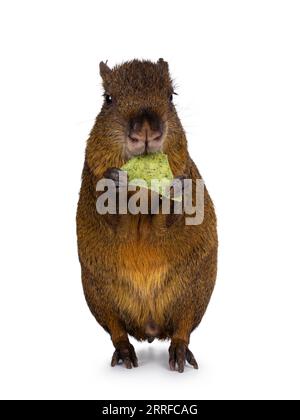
[111,341,138,369]
[103,167,128,190]
[169,340,198,373]
[169,175,187,199]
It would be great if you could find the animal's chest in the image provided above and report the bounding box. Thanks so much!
[114,240,170,325]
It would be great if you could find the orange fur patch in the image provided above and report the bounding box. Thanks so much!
[116,223,169,326]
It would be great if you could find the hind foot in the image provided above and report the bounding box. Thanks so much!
[169,340,198,373]
[111,341,138,369]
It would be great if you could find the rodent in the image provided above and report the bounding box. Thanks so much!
[76,59,218,372]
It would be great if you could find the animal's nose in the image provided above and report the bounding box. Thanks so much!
[127,110,164,155]
[129,128,162,143]
[129,122,162,144]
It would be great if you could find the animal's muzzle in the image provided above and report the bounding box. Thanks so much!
[127,109,164,155]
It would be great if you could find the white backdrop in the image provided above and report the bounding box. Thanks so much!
[0,0,300,400]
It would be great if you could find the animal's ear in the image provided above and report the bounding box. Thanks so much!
[99,61,112,79]
[157,58,169,73]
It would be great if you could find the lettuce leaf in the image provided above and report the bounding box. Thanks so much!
[121,152,174,196]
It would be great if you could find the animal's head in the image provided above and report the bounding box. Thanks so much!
[87,59,188,177]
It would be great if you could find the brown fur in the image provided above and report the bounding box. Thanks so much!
[76,59,218,368]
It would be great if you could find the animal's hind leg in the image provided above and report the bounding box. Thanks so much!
[168,249,217,373]
[108,316,138,369]
[81,266,138,369]
[169,311,199,373]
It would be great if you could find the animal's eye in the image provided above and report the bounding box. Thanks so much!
[104,94,113,105]
[169,92,177,103]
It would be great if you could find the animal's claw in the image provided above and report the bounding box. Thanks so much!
[169,175,187,199]
[168,340,198,373]
[103,167,128,189]
[111,341,138,369]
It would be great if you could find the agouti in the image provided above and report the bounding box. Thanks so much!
[76,59,218,372]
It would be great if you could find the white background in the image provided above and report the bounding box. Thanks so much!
[0,0,300,400]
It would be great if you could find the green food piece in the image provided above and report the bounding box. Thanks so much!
[121,152,173,196]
